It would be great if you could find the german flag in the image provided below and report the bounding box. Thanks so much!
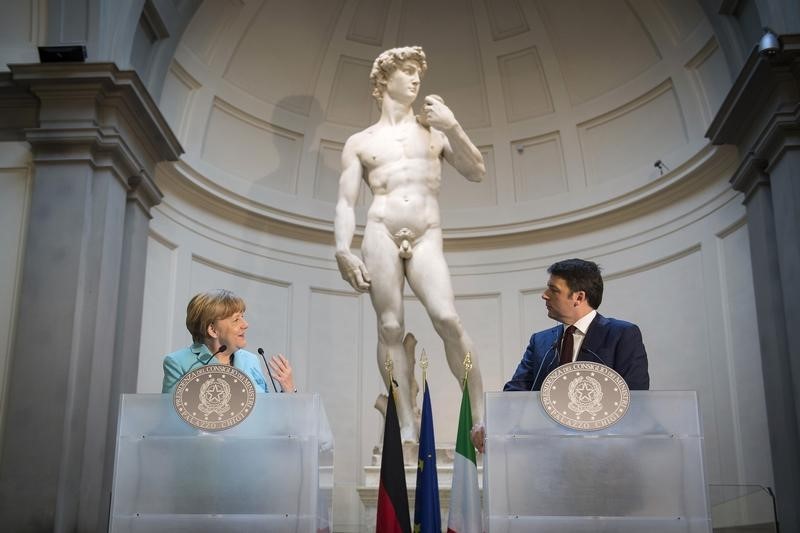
[376,383,411,533]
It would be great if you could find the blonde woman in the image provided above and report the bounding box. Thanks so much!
[162,289,295,394]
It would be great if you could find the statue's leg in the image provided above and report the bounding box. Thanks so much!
[362,225,418,442]
[405,229,485,427]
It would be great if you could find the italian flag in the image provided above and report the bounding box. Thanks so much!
[447,382,481,533]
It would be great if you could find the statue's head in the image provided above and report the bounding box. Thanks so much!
[370,46,427,105]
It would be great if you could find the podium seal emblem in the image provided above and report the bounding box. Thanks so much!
[540,362,630,431]
[173,365,256,431]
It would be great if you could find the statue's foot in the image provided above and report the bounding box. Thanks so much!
[400,424,418,444]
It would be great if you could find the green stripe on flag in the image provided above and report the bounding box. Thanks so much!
[454,384,476,463]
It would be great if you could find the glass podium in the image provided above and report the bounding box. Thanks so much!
[483,391,711,532]
[109,393,333,532]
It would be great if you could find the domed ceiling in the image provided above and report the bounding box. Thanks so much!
[158,0,732,237]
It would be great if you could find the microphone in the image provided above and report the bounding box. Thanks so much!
[257,348,280,392]
[202,344,227,365]
[579,345,606,364]
[530,337,560,391]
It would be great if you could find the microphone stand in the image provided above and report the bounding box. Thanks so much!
[201,344,227,366]
[257,348,280,392]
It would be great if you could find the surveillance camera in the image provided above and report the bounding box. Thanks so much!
[758,29,781,56]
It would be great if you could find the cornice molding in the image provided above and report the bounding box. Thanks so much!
[6,62,185,213]
[157,161,335,246]
[0,72,38,140]
[707,34,800,151]
[158,143,739,250]
[9,62,182,157]
[705,34,800,199]
[730,153,770,203]
[171,141,735,241]
[128,170,164,216]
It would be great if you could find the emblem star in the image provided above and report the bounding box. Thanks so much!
[205,382,225,402]
[575,381,594,402]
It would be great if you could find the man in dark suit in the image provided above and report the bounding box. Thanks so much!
[504,258,650,392]
[471,258,649,452]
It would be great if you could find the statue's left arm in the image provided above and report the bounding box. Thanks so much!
[423,95,485,182]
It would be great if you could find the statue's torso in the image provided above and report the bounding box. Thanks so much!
[355,120,445,236]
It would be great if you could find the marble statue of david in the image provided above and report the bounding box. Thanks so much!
[334,46,485,444]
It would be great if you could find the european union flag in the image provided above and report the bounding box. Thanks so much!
[413,380,441,532]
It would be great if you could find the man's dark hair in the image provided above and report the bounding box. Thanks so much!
[547,258,604,309]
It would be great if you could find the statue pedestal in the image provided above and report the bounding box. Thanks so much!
[357,442,483,532]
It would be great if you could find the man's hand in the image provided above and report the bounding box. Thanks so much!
[470,423,485,454]
[424,95,458,131]
[335,251,371,292]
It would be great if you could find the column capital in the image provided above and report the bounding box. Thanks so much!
[707,34,800,202]
[707,34,800,156]
[7,62,184,212]
[730,153,770,202]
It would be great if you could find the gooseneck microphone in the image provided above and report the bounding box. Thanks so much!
[579,345,606,364]
[257,348,280,392]
[202,344,227,365]
[530,337,559,391]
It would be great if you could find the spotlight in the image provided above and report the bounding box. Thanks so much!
[758,28,781,57]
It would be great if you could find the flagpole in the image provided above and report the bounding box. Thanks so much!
[384,354,395,395]
[377,352,412,533]
[448,351,481,533]
[420,348,428,386]
[462,351,472,390]
[414,347,441,533]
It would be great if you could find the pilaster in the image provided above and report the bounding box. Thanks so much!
[707,34,800,532]
[0,63,181,532]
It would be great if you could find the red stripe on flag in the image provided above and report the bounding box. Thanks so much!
[377,481,406,533]
[376,385,411,533]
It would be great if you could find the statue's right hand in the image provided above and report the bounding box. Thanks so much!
[335,251,371,292]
